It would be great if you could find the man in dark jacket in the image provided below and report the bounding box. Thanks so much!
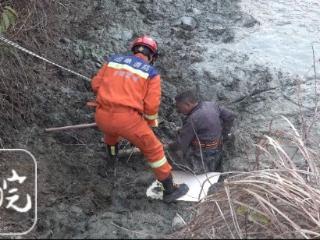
[168,90,236,174]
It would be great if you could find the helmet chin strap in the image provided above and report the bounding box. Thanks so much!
[150,53,158,65]
[149,57,155,65]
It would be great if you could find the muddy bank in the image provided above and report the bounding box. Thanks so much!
[1,0,319,238]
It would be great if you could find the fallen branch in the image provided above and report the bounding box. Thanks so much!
[45,123,97,132]
[110,222,159,238]
[45,123,169,158]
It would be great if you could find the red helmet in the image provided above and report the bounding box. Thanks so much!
[131,36,158,54]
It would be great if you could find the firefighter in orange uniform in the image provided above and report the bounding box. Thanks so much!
[91,36,189,203]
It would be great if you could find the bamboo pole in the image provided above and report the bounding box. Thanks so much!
[45,123,170,158]
[45,123,97,132]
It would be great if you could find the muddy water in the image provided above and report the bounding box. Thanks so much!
[218,0,320,77]
[190,0,320,173]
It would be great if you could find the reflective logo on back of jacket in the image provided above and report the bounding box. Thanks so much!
[94,54,160,113]
[108,55,158,80]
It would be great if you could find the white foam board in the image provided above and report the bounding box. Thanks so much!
[146,170,220,202]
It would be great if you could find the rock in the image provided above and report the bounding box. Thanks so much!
[112,30,133,41]
[222,30,235,43]
[74,45,84,61]
[241,15,259,28]
[208,24,226,35]
[138,4,148,14]
[243,19,257,28]
[172,213,187,230]
[192,8,202,15]
[179,16,198,31]
[122,30,133,41]
[59,38,71,44]
[70,205,84,216]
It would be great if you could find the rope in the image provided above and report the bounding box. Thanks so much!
[0,35,91,82]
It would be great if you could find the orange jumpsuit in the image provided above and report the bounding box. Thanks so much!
[91,53,172,181]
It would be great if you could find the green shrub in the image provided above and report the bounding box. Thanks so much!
[0,6,17,33]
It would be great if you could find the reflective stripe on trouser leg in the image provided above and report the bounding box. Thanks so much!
[104,134,119,157]
[149,156,167,168]
[148,156,172,181]
[110,146,116,156]
[106,144,118,158]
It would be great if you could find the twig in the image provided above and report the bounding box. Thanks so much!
[190,118,214,185]
[110,222,158,238]
[306,45,319,136]
[45,123,97,132]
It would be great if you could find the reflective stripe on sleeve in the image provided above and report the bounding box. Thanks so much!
[149,156,167,169]
[144,113,158,120]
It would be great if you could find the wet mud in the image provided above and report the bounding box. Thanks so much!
[1,0,319,238]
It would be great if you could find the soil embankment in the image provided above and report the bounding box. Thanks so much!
[1,0,319,238]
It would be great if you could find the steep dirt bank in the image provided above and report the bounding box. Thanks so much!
[1,0,319,238]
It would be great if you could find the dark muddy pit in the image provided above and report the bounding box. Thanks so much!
[25,128,195,239]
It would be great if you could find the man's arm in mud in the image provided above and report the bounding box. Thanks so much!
[219,106,236,136]
[169,117,196,154]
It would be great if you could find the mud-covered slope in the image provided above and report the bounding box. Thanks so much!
[1,0,319,238]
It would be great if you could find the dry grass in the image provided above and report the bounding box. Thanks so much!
[0,1,46,141]
[174,116,320,239]
[0,0,74,145]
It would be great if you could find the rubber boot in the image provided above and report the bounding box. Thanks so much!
[160,174,189,203]
[107,144,119,159]
[106,144,119,177]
